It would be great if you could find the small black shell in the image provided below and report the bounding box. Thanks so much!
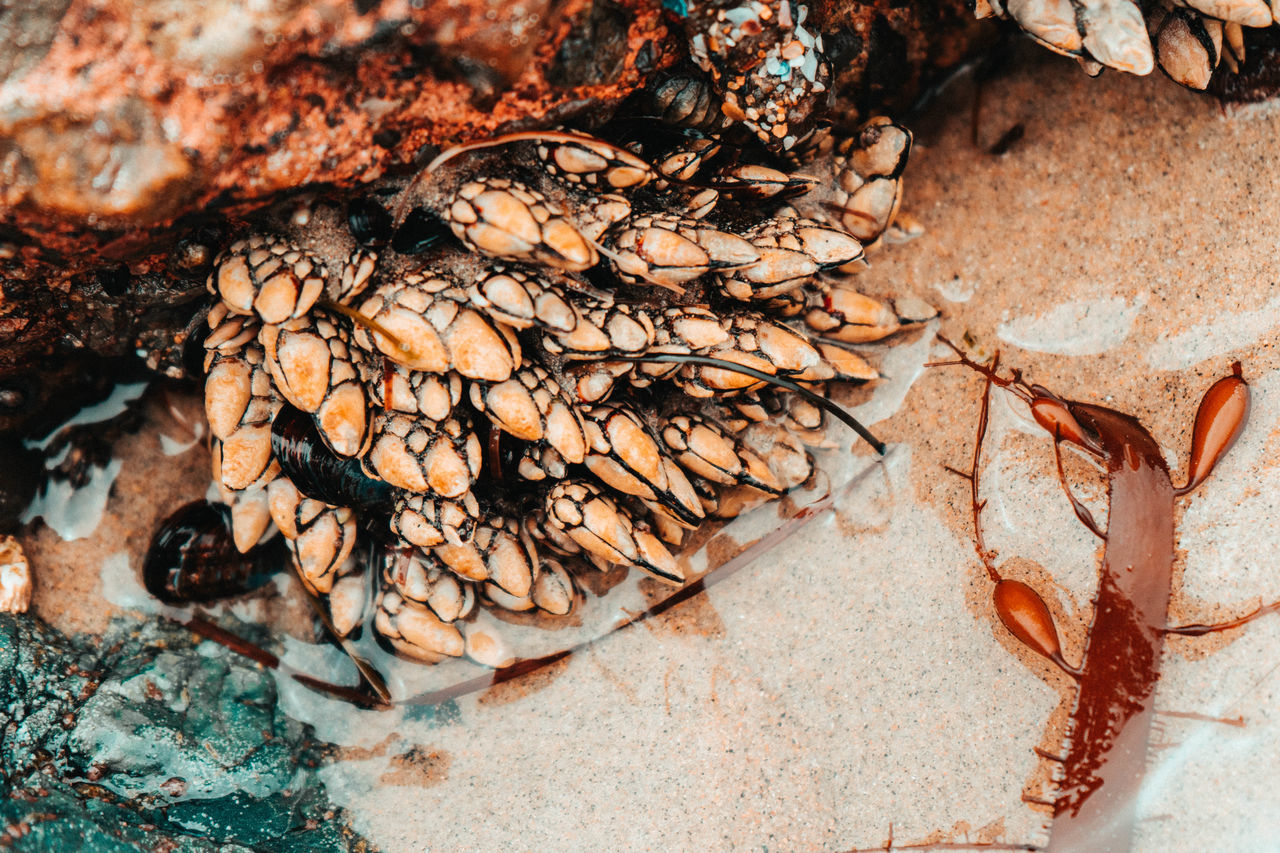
[391,207,453,255]
[143,501,285,603]
[347,197,394,246]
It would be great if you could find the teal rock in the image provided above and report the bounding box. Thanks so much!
[0,612,368,852]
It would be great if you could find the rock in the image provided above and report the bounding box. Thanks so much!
[816,0,989,118]
[69,650,298,801]
[0,611,366,851]
[0,0,672,239]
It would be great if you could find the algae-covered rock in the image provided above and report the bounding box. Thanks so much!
[70,648,299,801]
[0,613,368,852]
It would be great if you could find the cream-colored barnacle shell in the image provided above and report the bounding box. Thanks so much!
[315,377,368,458]
[658,414,783,495]
[721,164,819,199]
[1005,0,1084,54]
[1153,8,1223,90]
[391,492,480,549]
[353,274,519,381]
[804,285,901,343]
[537,133,655,189]
[381,548,473,622]
[367,412,479,498]
[260,318,330,412]
[220,481,274,554]
[203,303,259,354]
[1078,0,1154,75]
[440,308,519,381]
[746,317,823,376]
[579,405,705,527]
[545,480,634,564]
[204,353,253,440]
[656,307,731,351]
[631,527,683,584]
[210,235,327,324]
[577,194,633,242]
[330,247,379,304]
[474,521,537,598]
[721,248,817,300]
[741,423,814,491]
[614,224,709,285]
[470,266,578,333]
[212,430,278,493]
[831,119,912,245]
[375,589,465,663]
[815,342,879,383]
[289,506,357,594]
[544,301,656,359]
[791,222,864,267]
[544,480,681,582]
[0,536,32,614]
[448,178,597,271]
[531,558,575,615]
[471,363,589,464]
[842,117,913,180]
[1183,0,1271,26]
[354,276,453,373]
[474,376,544,441]
[327,571,368,638]
[607,212,764,288]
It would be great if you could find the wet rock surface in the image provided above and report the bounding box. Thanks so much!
[1210,26,1280,101]
[0,612,366,851]
[817,0,986,121]
[0,0,670,233]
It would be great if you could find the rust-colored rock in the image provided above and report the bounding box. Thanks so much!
[0,0,671,240]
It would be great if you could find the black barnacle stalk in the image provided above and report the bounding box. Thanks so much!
[614,353,886,454]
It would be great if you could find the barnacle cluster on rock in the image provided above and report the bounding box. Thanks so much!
[185,113,932,668]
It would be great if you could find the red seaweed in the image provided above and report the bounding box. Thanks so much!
[938,338,1261,852]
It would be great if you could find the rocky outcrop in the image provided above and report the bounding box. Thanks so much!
[0,611,365,851]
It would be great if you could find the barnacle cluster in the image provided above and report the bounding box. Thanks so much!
[977,0,1280,88]
[178,84,930,667]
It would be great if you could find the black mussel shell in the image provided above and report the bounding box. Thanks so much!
[391,207,452,255]
[347,197,394,246]
[271,404,394,513]
[143,501,285,604]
